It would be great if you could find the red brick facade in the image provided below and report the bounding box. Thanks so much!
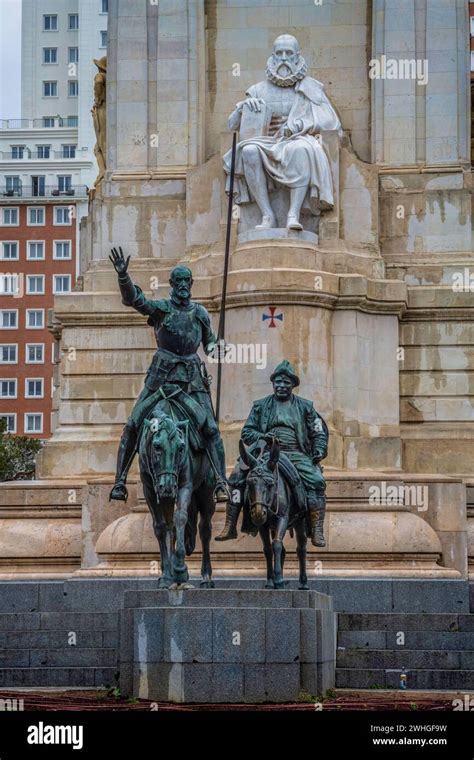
[0,202,76,438]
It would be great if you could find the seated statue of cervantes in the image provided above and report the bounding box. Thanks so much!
[224,34,341,232]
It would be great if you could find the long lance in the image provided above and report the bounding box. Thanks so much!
[215,131,237,424]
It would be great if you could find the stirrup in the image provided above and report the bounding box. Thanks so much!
[109,481,129,502]
[213,481,231,503]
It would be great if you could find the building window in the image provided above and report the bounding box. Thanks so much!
[26,275,45,295]
[1,208,19,226]
[54,207,72,225]
[68,47,79,64]
[101,0,108,12]
[43,14,58,31]
[31,176,46,197]
[42,117,55,127]
[5,177,21,195]
[1,242,19,260]
[25,414,43,434]
[68,80,78,97]
[53,275,71,294]
[26,309,44,329]
[0,414,16,433]
[26,344,44,364]
[0,310,18,328]
[11,145,25,159]
[68,14,79,30]
[57,176,72,193]
[27,207,45,226]
[25,379,44,398]
[43,47,57,64]
[54,241,71,259]
[66,115,78,127]
[27,241,45,260]
[62,145,76,158]
[36,145,51,159]
[43,81,58,97]
[0,274,20,296]
[0,380,16,398]
[100,31,107,48]
[0,345,17,363]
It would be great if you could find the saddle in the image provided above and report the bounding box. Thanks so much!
[276,453,308,514]
[141,384,207,452]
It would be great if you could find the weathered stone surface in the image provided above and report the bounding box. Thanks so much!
[120,589,335,703]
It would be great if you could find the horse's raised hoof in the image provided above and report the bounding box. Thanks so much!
[109,482,128,502]
[264,580,275,589]
[200,580,215,589]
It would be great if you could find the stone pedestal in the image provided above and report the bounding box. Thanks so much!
[119,588,336,702]
[0,0,470,584]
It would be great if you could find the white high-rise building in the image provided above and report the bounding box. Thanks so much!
[20,0,108,191]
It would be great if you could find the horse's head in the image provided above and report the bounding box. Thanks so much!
[239,438,280,526]
[144,411,187,500]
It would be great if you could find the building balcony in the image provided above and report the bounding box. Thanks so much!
[0,118,78,129]
[0,151,80,160]
[0,185,89,199]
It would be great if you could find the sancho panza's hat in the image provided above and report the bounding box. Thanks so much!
[270,360,300,387]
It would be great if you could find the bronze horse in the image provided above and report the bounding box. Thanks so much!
[138,404,216,588]
[239,438,309,590]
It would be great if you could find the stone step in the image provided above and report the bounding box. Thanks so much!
[0,630,118,648]
[336,668,474,691]
[338,613,474,632]
[337,649,474,670]
[0,579,469,614]
[0,668,117,688]
[0,648,117,668]
[338,630,474,650]
[0,612,118,631]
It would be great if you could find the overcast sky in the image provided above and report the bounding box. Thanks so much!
[0,0,22,120]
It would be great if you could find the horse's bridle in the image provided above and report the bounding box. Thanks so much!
[246,457,280,516]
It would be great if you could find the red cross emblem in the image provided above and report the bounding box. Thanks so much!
[262,306,284,328]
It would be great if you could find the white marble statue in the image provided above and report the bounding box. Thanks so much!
[224,34,341,232]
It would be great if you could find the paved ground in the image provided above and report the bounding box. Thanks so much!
[0,688,465,711]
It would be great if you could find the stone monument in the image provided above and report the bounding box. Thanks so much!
[0,0,470,586]
[91,56,107,189]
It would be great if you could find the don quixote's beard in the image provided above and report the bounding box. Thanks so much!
[266,55,308,87]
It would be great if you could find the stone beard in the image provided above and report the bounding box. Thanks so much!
[265,54,308,88]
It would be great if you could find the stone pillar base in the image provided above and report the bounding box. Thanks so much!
[119,588,336,702]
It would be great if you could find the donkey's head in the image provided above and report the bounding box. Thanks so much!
[239,438,280,526]
[144,411,187,500]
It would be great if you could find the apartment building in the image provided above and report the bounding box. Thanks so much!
[0,0,108,437]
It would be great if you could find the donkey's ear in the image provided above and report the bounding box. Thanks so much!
[239,438,250,466]
[239,439,257,468]
[268,438,280,471]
